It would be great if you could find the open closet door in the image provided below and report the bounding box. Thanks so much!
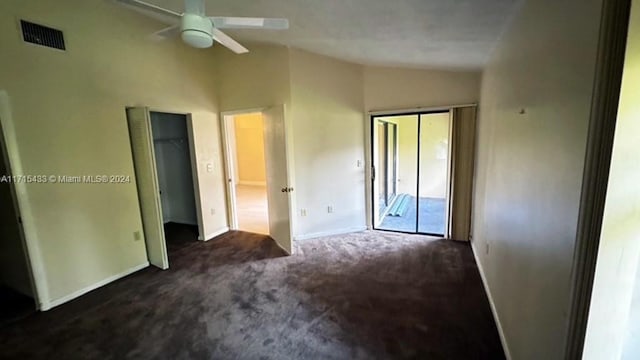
[262,105,293,254]
[127,107,169,269]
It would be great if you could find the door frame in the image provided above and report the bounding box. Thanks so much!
[149,107,206,241]
[373,119,399,226]
[564,0,632,357]
[127,107,205,269]
[220,108,266,232]
[147,108,204,239]
[365,104,477,236]
[0,90,45,309]
[219,106,296,253]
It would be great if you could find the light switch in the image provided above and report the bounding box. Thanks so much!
[206,163,213,172]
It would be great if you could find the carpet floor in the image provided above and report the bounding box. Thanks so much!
[0,285,35,327]
[0,229,504,360]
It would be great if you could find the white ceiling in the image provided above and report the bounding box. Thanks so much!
[146,0,522,69]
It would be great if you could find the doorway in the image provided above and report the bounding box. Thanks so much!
[371,111,451,236]
[149,112,199,254]
[224,112,269,235]
[221,106,294,254]
[127,108,201,269]
[0,108,37,323]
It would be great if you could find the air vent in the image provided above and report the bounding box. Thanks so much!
[20,20,66,51]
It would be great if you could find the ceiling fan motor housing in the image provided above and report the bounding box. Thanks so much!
[181,13,213,48]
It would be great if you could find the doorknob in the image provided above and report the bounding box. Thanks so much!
[281,187,294,193]
[281,187,287,193]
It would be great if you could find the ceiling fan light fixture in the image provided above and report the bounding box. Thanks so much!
[181,13,213,48]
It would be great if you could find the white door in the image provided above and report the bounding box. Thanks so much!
[221,114,239,230]
[127,107,169,269]
[262,105,293,254]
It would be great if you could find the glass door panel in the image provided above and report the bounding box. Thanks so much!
[417,112,450,235]
[376,115,418,233]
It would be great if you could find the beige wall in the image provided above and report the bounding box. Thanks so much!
[214,44,291,112]
[585,2,640,358]
[234,113,266,184]
[472,0,604,358]
[288,49,366,238]
[363,66,480,111]
[0,0,225,308]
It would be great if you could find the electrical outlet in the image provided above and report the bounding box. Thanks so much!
[356,160,362,168]
[133,231,142,241]
[327,206,333,214]
[301,209,307,217]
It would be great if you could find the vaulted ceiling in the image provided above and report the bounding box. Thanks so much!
[145,0,522,69]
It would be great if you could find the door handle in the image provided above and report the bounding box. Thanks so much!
[281,187,294,193]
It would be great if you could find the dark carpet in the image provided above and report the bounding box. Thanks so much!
[379,196,446,235]
[0,229,504,360]
[0,285,35,327]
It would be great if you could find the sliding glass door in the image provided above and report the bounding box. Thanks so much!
[372,111,450,236]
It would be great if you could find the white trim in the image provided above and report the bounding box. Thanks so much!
[368,103,477,116]
[294,226,367,241]
[221,108,265,116]
[199,226,229,241]
[40,262,149,311]
[237,181,266,187]
[220,113,239,230]
[185,114,206,250]
[470,242,512,360]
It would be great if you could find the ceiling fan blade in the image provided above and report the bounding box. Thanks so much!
[210,17,289,30]
[115,0,181,24]
[211,28,249,54]
[184,0,205,16]
[149,24,181,41]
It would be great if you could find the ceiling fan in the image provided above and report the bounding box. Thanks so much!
[115,0,289,54]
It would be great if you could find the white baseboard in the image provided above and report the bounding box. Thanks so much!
[40,262,149,311]
[294,226,367,241]
[237,181,266,187]
[199,227,229,241]
[470,241,512,360]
